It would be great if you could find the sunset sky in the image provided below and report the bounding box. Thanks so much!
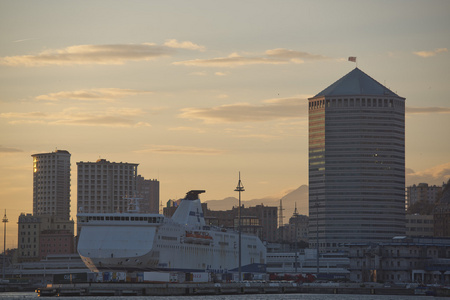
[1,1,449,248]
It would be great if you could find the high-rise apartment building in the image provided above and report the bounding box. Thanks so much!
[32,150,71,219]
[136,175,160,213]
[308,68,406,252]
[406,183,443,208]
[76,159,138,214]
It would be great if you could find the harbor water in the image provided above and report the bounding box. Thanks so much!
[0,292,449,300]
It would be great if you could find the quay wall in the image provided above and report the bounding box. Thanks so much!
[35,282,426,297]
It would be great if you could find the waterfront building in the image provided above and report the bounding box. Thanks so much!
[405,214,434,238]
[266,248,349,278]
[32,150,71,219]
[17,214,74,262]
[347,237,450,284]
[407,183,443,208]
[308,68,406,252]
[76,159,138,214]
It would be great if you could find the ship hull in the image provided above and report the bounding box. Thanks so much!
[78,220,265,273]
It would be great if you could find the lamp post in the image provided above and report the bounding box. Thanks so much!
[234,172,245,282]
[2,210,8,280]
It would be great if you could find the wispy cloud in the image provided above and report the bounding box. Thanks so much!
[179,96,309,123]
[406,163,450,185]
[0,107,150,127]
[135,145,225,155]
[168,126,206,133]
[173,49,329,67]
[35,88,152,102]
[413,48,448,58]
[265,48,328,62]
[406,106,450,114]
[163,39,205,51]
[0,40,203,67]
[0,145,23,153]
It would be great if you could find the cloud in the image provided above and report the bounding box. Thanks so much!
[189,71,208,76]
[0,145,23,153]
[215,72,229,76]
[163,39,205,51]
[168,126,206,133]
[406,106,450,114]
[265,48,328,61]
[35,88,152,102]
[179,96,309,123]
[413,48,448,58]
[406,163,450,186]
[0,107,150,127]
[173,49,328,67]
[173,53,288,67]
[0,43,176,66]
[134,145,225,155]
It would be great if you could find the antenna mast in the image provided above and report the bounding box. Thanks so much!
[234,172,245,282]
[2,210,8,280]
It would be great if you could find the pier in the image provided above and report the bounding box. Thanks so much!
[35,281,432,297]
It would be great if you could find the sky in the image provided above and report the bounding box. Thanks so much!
[1,0,450,248]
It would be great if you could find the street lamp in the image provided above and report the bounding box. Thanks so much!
[234,172,245,282]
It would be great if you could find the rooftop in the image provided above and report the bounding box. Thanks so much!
[312,67,401,98]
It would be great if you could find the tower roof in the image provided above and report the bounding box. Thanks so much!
[312,68,401,98]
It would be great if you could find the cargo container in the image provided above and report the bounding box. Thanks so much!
[143,272,171,283]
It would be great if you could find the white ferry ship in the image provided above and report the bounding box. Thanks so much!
[77,190,266,274]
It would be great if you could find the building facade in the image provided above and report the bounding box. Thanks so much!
[17,214,74,262]
[308,68,406,252]
[32,150,71,219]
[405,214,434,237]
[407,183,443,208]
[136,175,160,213]
[76,159,138,214]
[348,238,450,284]
[205,204,278,243]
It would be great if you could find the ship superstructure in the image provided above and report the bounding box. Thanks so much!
[77,190,266,274]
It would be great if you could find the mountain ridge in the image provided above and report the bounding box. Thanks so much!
[205,185,309,223]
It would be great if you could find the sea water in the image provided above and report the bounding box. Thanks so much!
[0,292,448,300]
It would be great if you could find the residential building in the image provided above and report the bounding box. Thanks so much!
[407,183,443,207]
[434,182,450,237]
[308,68,406,252]
[205,204,278,243]
[17,214,74,262]
[32,150,71,219]
[76,159,138,214]
[17,214,41,262]
[136,175,160,213]
[39,229,74,259]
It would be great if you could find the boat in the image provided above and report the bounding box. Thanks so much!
[77,190,266,274]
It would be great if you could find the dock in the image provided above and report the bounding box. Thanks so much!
[35,281,429,297]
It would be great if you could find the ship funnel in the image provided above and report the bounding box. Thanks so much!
[185,190,205,200]
[171,190,206,227]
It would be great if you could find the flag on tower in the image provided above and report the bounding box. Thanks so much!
[348,56,357,62]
